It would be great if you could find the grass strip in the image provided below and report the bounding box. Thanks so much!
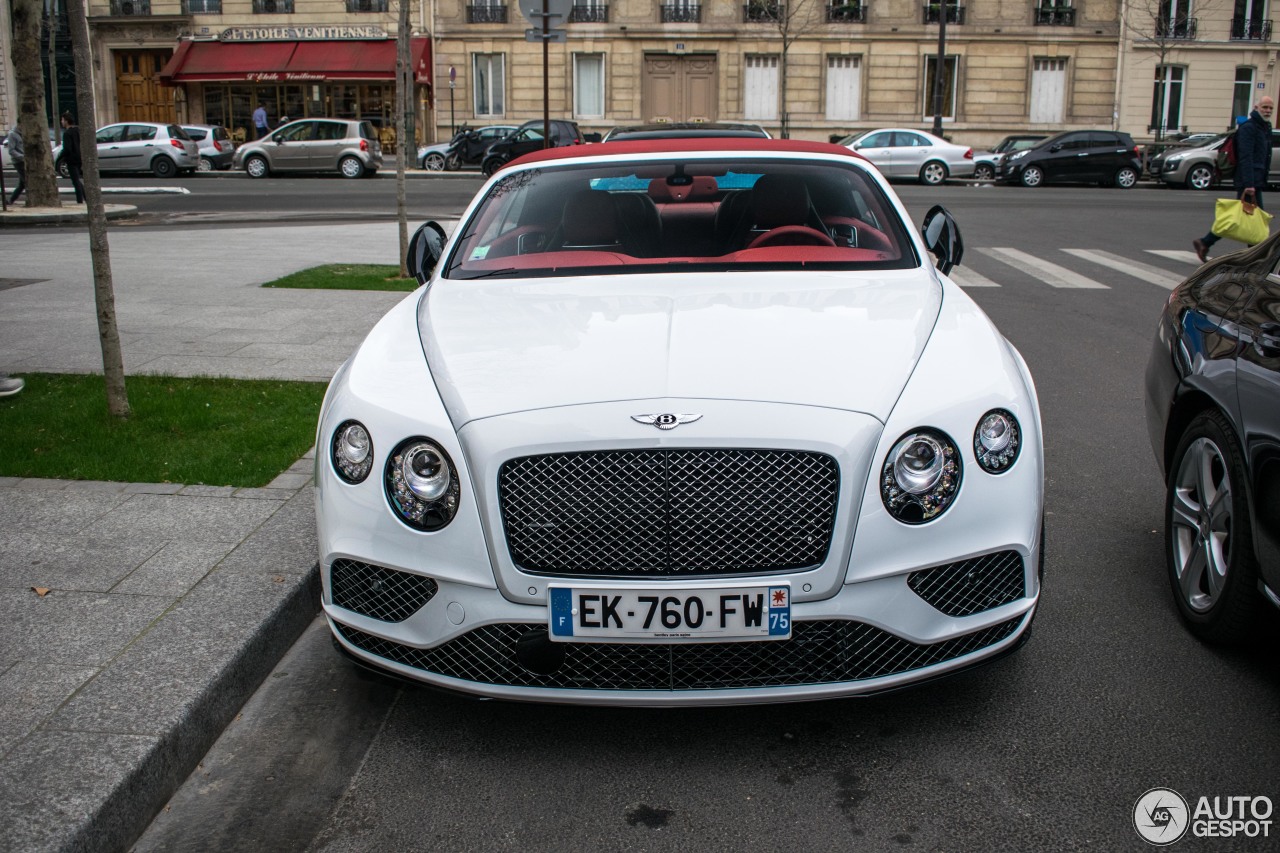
[261,263,417,292]
[0,374,326,487]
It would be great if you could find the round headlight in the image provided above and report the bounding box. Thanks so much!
[973,409,1022,474]
[331,420,373,484]
[385,438,460,531]
[880,429,962,524]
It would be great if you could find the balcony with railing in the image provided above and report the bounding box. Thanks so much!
[743,2,782,22]
[661,3,701,21]
[252,0,293,11]
[109,0,150,14]
[1034,4,1074,25]
[466,3,508,21]
[346,0,389,10]
[1231,17,1273,40]
[569,3,608,21]
[1155,16,1197,38]
[826,2,866,22]
[923,3,964,24]
[182,0,221,12]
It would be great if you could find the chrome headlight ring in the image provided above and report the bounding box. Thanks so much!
[973,409,1022,474]
[880,428,962,524]
[331,420,374,484]
[385,437,461,531]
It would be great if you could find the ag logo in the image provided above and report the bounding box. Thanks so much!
[1134,788,1189,845]
[631,413,702,430]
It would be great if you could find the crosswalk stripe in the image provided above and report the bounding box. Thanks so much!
[950,267,1001,287]
[980,247,1110,289]
[1146,249,1204,266]
[1062,249,1183,290]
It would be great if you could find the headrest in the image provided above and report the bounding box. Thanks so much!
[561,190,619,245]
[750,174,812,228]
[647,176,718,203]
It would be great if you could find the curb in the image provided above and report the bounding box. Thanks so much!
[0,204,138,226]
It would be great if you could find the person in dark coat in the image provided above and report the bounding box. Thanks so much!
[5,120,24,205]
[60,113,85,204]
[1193,96,1273,261]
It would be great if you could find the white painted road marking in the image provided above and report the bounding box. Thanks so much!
[1062,249,1183,290]
[979,247,1110,289]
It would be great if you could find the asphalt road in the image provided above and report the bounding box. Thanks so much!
[132,180,1280,852]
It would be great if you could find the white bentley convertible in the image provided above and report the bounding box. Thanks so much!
[316,139,1044,705]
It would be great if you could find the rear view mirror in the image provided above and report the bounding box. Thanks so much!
[921,205,963,276]
[407,221,448,284]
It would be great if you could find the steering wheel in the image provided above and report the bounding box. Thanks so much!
[747,226,837,250]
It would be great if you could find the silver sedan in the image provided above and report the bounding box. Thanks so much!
[838,127,975,185]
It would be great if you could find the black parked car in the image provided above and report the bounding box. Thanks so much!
[1000,130,1142,188]
[1145,235,1280,643]
[481,119,585,176]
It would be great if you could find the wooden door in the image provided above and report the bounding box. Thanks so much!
[115,50,175,123]
[642,55,717,123]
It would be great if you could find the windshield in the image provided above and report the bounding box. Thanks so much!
[443,156,917,279]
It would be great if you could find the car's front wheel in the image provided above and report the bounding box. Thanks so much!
[1186,164,1215,190]
[919,161,948,185]
[1165,410,1262,644]
[1114,166,1138,189]
[151,156,177,179]
[1020,165,1044,187]
[339,156,365,179]
[245,155,270,179]
[974,163,995,181]
[423,152,446,171]
[482,156,505,177]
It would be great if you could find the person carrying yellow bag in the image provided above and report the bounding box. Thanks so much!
[1211,192,1273,246]
[1193,96,1273,262]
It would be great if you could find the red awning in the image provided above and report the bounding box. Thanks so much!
[160,38,431,86]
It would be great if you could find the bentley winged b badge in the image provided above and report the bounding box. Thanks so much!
[631,413,703,430]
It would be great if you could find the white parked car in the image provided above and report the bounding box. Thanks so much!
[838,127,976,185]
[317,138,1044,706]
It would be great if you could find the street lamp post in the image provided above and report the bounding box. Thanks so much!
[449,66,456,134]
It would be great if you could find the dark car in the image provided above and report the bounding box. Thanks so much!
[1145,234,1280,644]
[972,134,1046,181]
[481,119,585,176]
[601,122,771,142]
[1000,130,1142,188]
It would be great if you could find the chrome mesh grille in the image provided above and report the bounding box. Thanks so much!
[498,449,839,577]
[335,616,1023,690]
[330,559,439,623]
[907,551,1026,617]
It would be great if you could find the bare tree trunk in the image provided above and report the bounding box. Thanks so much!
[12,0,61,207]
[67,0,130,418]
[396,0,410,278]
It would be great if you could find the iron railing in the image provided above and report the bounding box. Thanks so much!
[743,2,783,21]
[346,0,389,10]
[466,3,508,22]
[660,3,701,21]
[923,3,965,24]
[569,3,608,21]
[110,0,150,14]
[1034,5,1074,25]
[182,0,221,12]
[826,3,866,22]
[1231,17,1273,40]
[252,0,293,12]
[1155,16,1197,38]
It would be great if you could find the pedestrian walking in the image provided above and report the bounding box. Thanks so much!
[5,120,24,205]
[253,103,269,139]
[1193,96,1273,262]
[60,113,85,204]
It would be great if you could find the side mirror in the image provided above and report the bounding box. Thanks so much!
[921,205,963,275]
[406,221,448,284]
[1049,144,1062,152]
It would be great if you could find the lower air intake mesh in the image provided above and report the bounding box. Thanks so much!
[330,559,438,623]
[907,550,1026,616]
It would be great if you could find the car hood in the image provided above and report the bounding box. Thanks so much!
[417,270,941,425]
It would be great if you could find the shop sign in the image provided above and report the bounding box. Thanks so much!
[220,25,389,41]
[246,72,327,81]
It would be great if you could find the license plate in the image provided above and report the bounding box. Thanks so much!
[548,584,791,643]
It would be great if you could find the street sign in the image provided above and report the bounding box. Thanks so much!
[519,0,572,25]
[525,27,567,42]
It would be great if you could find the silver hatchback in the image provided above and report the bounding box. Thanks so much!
[54,122,199,178]
[233,119,382,178]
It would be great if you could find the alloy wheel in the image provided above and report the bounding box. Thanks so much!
[920,162,947,185]
[340,156,364,179]
[424,152,446,171]
[1020,166,1043,187]
[1115,167,1138,188]
[197,157,213,172]
[1188,164,1214,190]
[1170,436,1232,613]
[974,164,995,181]
[246,156,268,178]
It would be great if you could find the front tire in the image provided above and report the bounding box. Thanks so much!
[1114,166,1138,189]
[482,156,504,177]
[920,161,948,186]
[1165,410,1262,644]
[151,156,177,179]
[423,152,446,171]
[245,155,270,179]
[1186,164,1215,190]
[339,156,365,179]
[1020,165,1044,188]
[974,163,995,181]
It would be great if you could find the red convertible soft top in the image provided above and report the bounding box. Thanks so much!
[506,137,866,170]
